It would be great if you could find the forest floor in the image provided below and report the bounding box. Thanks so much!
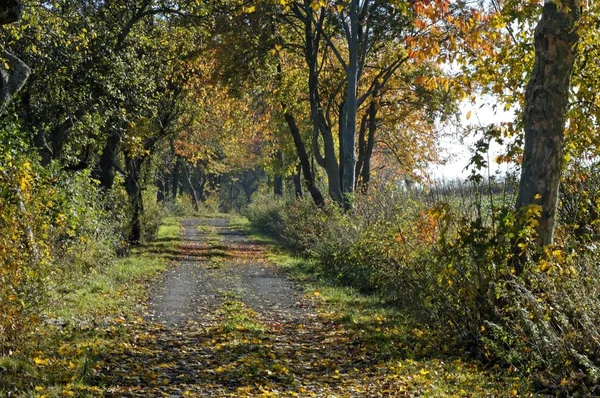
[6,216,532,397]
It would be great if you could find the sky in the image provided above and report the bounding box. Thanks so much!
[429,95,517,181]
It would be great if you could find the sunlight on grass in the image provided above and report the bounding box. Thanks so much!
[219,298,267,333]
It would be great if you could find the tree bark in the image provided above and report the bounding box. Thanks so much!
[293,162,303,198]
[340,0,360,207]
[515,0,580,250]
[303,3,343,204]
[274,149,284,197]
[171,156,182,201]
[185,163,200,211]
[0,0,23,25]
[124,154,144,245]
[361,98,377,189]
[97,130,121,190]
[0,51,30,116]
[284,112,325,207]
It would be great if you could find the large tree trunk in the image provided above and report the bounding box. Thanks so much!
[284,112,325,207]
[0,51,30,117]
[340,0,359,206]
[0,0,23,25]
[97,130,121,190]
[515,0,580,250]
[171,156,182,201]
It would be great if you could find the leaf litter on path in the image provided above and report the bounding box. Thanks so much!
[92,217,526,397]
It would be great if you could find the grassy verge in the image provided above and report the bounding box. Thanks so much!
[0,218,183,397]
[239,217,534,397]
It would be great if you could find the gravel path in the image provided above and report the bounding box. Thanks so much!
[146,218,309,327]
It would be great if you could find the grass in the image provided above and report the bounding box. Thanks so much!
[218,296,267,333]
[0,217,183,397]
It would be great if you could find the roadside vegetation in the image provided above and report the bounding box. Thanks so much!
[245,175,600,396]
[0,217,182,396]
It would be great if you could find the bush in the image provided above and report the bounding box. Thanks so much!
[245,191,287,237]
[164,193,198,217]
[142,187,165,242]
[246,181,600,394]
[0,134,130,351]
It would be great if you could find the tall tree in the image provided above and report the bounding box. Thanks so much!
[515,0,580,247]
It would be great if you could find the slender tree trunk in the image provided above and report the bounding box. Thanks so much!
[341,0,360,206]
[355,113,368,188]
[185,164,200,211]
[274,149,284,197]
[361,98,377,190]
[284,112,325,207]
[515,0,580,252]
[294,162,303,198]
[124,154,144,245]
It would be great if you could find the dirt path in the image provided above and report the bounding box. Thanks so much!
[99,217,362,397]
[93,217,515,397]
[146,218,312,328]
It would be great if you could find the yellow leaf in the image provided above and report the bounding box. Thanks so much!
[33,357,50,365]
[466,110,472,120]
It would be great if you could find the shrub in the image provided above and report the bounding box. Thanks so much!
[0,129,130,351]
[246,180,600,394]
[164,193,197,217]
[245,191,287,237]
[142,187,165,242]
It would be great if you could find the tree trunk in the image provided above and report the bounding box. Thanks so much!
[340,0,360,207]
[304,4,343,204]
[97,130,121,190]
[355,113,368,187]
[293,162,303,198]
[515,0,580,251]
[284,112,325,207]
[274,149,284,197]
[171,157,182,201]
[185,164,200,212]
[361,98,377,190]
[0,0,23,25]
[124,154,144,245]
[0,51,30,117]
[157,178,167,203]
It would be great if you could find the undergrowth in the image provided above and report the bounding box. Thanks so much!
[245,178,600,396]
[0,218,181,397]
